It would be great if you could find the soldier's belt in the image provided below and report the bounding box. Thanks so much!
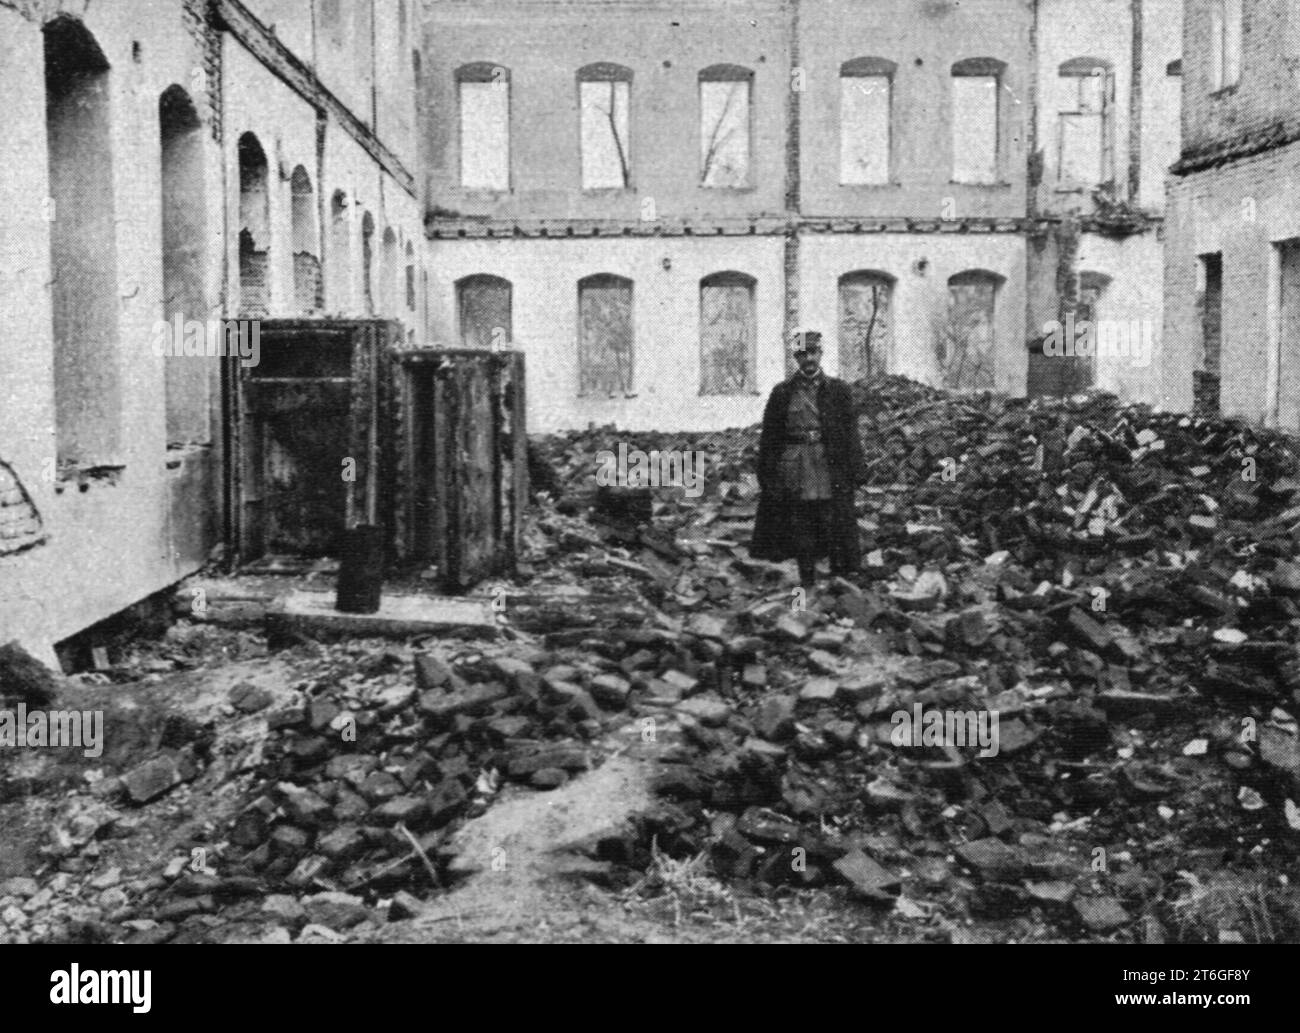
[785,430,822,444]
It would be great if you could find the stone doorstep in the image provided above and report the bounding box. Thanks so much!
[266,590,499,643]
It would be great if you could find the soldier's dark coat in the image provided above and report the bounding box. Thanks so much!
[750,374,867,570]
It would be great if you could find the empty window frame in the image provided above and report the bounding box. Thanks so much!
[699,65,753,188]
[940,271,1001,391]
[238,133,271,317]
[579,63,632,189]
[457,274,512,350]
[1057,58,1115,189]
[44,17,122,468]
[838,271,894,381]
[159,85,208,447]
[458,62,510,190]
[1210,0,1243,90]
[840,58,895,185]
[951,58,1004,185]
[699,272,757,395]
[578,274,634,395]
[291,166,322,314]
[328,191,350,312]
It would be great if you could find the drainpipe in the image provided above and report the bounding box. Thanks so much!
[1128,0,1143,204]
[783,0,802,366]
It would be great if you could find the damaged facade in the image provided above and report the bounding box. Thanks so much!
[422,0,1180,432]
[0,0,426,660]
[1163,0,1300,425]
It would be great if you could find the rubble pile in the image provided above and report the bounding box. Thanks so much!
[7,378,1300,943]
[521,381,1300,938]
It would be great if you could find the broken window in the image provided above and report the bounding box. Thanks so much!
[361,211,375,315]
[579,63,632,190]
[699,272,757,395]
[578,274,633,396]
[291,166,322,315]
[159,85,208,448]
[839,58,894,186]
[328,191,350,312]
[44,17,122,468]
[1210,0,1243,90]
[457,275,512,350]
[939,271,1001,391]
[238,133,271,317]
[458,63,510,191]
[951,59,1003,185]
[838,271,894,381]
[1057,59,1115,189]
[699,65,752,188]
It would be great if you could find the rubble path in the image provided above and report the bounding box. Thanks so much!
[6,377,1300,943]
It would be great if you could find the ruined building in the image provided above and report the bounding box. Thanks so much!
[1,0,1183,660]
[422,0,1181,432]
[1,0,426,660]
[1163,0,1300,425]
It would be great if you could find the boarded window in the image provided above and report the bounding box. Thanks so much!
[578,274,633,395]
[838,272,893,381]
[699,272,756,395]
[939,271,1000,391]
[458,64,510,190]
[380,228,398,317]
[580,64,631,189]
[45,19,121,468]
[457,274,512,350]
[159,86,208,447]
[1057,60,1115,188]
[839,58,894,185]
[700,65,752,188]
[951,61,1002,185]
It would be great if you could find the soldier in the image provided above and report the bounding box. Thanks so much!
[750,330,867,588]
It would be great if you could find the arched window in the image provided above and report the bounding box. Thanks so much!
[838,271,894,381]
[405,241,416,313]
[1057,58,1115,189]
[457,62,510,190]
[940,270,1003,390]
[237,133,270,317]
[457,274,512,349]
[951,58,1005,185]
[699,65,753,188]
[380,227,398,317]
[45,16,120,468]
[840,58,895,186]
[578,274,634,396]
[159,85,207,447]
[328,191,350,312]
[290,167,321,314]
[360,211,375,315]
[579,63,633,189]
[1210,0,1243,90]
[699,272,756,395]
